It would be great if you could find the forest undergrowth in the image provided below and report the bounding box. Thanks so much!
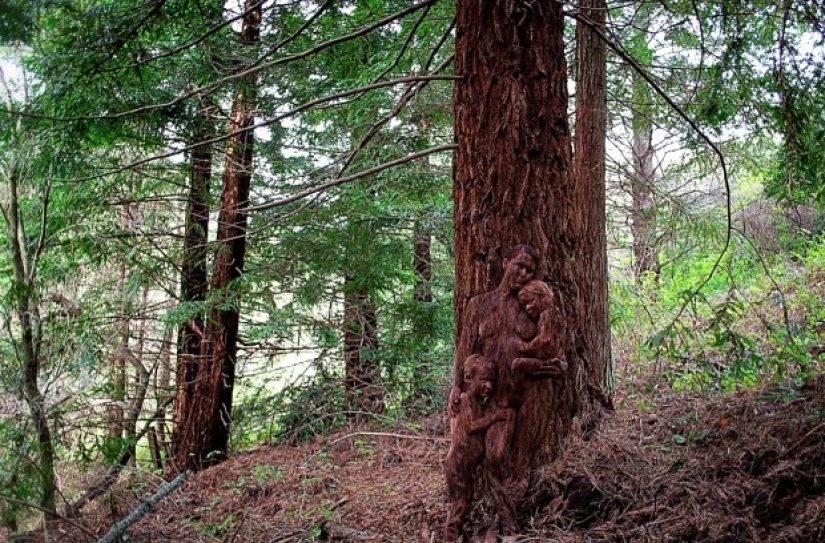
[8,368,825,542]
[8,244,825,542]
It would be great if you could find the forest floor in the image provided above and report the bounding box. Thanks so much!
[11,374,825,542]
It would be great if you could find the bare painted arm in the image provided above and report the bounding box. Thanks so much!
[468,409,510,434]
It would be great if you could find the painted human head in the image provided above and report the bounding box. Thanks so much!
[501,244,539,292]
[463,355,496,399]
[517,280,553,319]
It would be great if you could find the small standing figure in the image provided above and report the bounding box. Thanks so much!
[444,355,513,542]
[513,280,569,378]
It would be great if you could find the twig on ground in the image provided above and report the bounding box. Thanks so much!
[327,431,445,447]
[96,472,188,543]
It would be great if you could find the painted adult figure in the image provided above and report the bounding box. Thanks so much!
[448,244,540,539]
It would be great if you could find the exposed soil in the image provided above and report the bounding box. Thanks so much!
[9,375,825,542]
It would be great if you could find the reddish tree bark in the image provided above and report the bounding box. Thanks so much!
[452,0,609,487]
[171,110,213,463]
[172,0,261,472]
[574,0,613,432]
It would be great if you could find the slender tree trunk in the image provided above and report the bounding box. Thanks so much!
[453,0,608,479]
[172,0,261,471]
[123,286,151,464]
[155,323,173,462]
[631,114,658,279]
[171,110,213,462]
[407,220,434,410]
[630,5,659,280]
[413,220,433,304]
[343,275,383,418]
[108,259,128,441]
[20,302,55,520]
[575,0,613,432]
[2,163,56,520]
[109,200,138,441]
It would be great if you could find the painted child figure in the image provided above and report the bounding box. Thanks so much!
[513,280,569,379]
[444,355,513,542]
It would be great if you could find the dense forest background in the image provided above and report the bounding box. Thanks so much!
[1,0,825,539]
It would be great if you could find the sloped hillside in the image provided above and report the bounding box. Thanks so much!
[12,376,825,542]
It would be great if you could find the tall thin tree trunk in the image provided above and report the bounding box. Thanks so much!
[453,0,607,479]
[124,286,151,464]
[108,259,128,440]
[2,162,56,520]
[171,110,213,463]
[408,220,434,410]
[155,322,173,462]
[109,200,138,441]
[413,220,432,304]
[343,275,383,418]
[630,5,659,280]
[575,0,613,432]
[172,0,261,471]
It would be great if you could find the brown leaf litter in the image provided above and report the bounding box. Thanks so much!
[10,376,825,542]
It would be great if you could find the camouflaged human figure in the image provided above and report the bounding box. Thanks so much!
[444,355,513,542]
[513,279,569,379]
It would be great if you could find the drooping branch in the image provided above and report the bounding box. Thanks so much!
[79,0,168,78]
[64,398,174,517]
[566,8,733,331]
[246,144,457,213]
[15,0,440,124]
[62,74,459,184]
[335,54,454,178]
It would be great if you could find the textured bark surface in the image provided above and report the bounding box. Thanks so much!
[574,0,613,431]
[453,0,581,476]
[451,3,612,536]
[171,113,213,463]
[413,220,433,304]
[172,0,260,472]
[343,276,383,418]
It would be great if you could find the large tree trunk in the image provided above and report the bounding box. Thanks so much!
[453,0,607,479]
[172,0,260,472]
[343,275,383,418]
[574,0,613,433]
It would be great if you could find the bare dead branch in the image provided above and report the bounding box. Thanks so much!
[0,495,97,542]
[566,8,733,335]
[96,471,187,543]
[246,143,457,213]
